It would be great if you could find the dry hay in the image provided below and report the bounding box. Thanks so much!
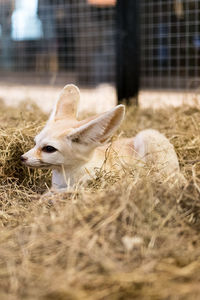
[0,100,200,300]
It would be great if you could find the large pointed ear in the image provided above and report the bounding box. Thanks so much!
[67,105,125,145]
[50,84,80,121]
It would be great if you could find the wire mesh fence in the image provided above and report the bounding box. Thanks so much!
[1,0,200,92]
[0,0,116,86]
[140,0,200,90]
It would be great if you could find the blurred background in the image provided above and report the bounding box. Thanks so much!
[0,0,116,85]
[0,0,200,112]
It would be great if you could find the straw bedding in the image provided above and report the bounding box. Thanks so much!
[0,99,200,300]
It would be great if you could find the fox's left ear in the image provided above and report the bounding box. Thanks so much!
[51,84,80,121]
[67,105,125,145]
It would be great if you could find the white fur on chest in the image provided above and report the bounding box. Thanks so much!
[51,141,133,190]
[51,153,104,189]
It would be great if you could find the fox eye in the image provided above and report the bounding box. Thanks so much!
[42,145,57,153]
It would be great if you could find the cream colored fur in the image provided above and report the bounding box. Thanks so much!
[21,84,185,190]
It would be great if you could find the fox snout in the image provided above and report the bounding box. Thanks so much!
[20,155,28,163]
[20,150,34,166]
[20,148,44,168]
[20,144,63,169]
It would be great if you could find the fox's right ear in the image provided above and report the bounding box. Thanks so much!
[50,84,80,121]
[67,105,125,146]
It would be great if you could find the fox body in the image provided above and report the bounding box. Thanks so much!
[21,84,184,190]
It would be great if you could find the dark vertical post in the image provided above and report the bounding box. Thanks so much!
[116,0,140,104]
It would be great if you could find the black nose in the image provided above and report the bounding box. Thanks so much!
[20,155,27,162]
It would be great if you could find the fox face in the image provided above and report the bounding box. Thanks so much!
[21,119,79,168]
[21,84,125,171]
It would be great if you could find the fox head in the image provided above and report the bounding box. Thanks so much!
[21,84,125,170]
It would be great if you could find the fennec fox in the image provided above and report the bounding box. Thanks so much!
[21,84,185,190]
